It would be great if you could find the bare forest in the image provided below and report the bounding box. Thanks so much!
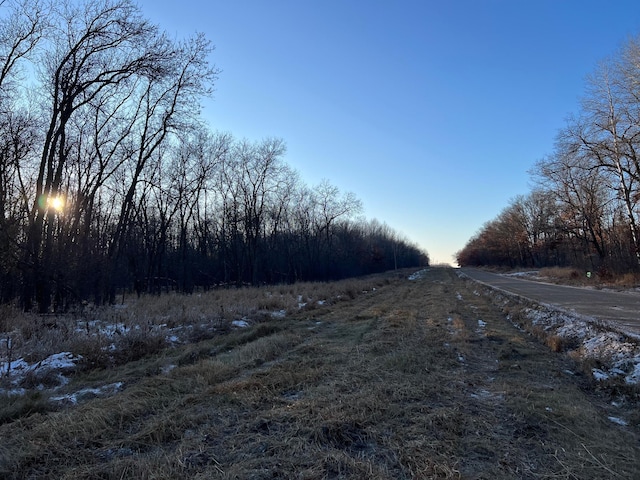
[457,34,640,275]
[0,0,427,313]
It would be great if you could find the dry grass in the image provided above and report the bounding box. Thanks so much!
[546,334,565,353]
[537,266,640,289]
[1,268,639,478]
[538,266,587,285]
[0,275,387,373]
[609,272,640,288]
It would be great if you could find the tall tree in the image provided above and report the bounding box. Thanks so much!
[573,58,640,266]
[16,0,217,310]
[0,0,47,304]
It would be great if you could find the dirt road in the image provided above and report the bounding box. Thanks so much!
[461,268,640,335]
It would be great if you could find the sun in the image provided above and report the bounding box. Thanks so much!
[48,196,65,212]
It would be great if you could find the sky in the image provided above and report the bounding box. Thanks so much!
[137,0,640,265]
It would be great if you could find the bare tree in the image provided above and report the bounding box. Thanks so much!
[0,0,47,304]
[11,0,217,310]
[0,0,47,105]
[573,57,640,266]
[313,179,362,275]
[237,138,287,284]
[108,31,217,266]
[534,140,613,269]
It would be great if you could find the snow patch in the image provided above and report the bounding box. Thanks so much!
[625,361,640,384]
[1,352,81,395]
[592,368,610,381]
[50,382,123,406]
[408,269,429,280]
[521,305,640,385]
[608,416,628,426]
[504,271,540,278]
[2,352,79,381]
[297,295,308,309]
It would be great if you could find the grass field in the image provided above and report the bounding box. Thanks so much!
[1,268,639,478]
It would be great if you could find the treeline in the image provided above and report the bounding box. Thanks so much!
[457,33,640,273]
[0,0,428,312]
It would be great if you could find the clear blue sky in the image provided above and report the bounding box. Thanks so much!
[138,0,640,265]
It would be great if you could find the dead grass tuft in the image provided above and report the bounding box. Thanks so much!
[539,266,584,281]
[112,331,167,364]
[546,334,564,352]
[0,391,50,425]
[611,272,640,288]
